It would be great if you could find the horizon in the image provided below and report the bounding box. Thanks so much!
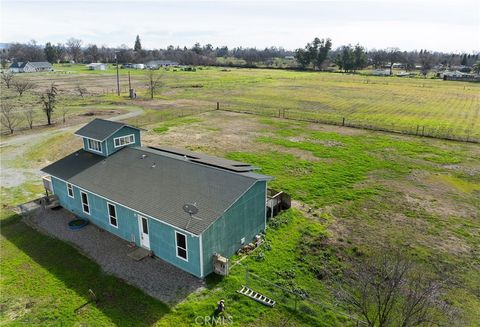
[0,0,479,53]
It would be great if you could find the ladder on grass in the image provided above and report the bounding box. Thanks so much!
[237,285,276,307]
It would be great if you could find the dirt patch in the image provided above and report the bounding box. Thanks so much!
[142,111,267,156]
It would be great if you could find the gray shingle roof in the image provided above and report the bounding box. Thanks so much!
[29,62,53,69]
[41,149,104,180]
[74,118,137,141]
[41,146,271,235]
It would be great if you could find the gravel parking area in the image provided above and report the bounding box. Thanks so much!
[26,206,205,305]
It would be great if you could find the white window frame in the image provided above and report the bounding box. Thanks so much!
[80,191,90,215]
[107,202,118,228]
[66,183,74,198]
[113,134,135,148]
[86,138,102,153]
[175,231,188,261]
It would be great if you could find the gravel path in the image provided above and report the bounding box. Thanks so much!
[27,206,205,305]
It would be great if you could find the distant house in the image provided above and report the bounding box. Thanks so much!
[145,60,179,69]
[372,69,390,76]
[9,61,53,73]
[41,119,271,278]
[131,63,145,70]
[440,70,479,81]
[87,63,107,71]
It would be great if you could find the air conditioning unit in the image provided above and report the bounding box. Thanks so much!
[213,253,229,276]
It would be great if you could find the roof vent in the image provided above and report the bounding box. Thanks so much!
[75,152,79,157]
[184,155,188,160]
[151,163,156,168]
[141,154,147,159]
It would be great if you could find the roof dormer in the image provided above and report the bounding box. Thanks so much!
[75,118,141,157]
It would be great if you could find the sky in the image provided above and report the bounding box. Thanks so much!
[0,0,479,53]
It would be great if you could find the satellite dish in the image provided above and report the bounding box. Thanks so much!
[183,203,199,215]
[183,203,201,230]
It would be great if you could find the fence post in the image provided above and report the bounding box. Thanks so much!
[416,125,419,135]
[422,126,425,136]
[342,117,345,126]
[216,102,219,110]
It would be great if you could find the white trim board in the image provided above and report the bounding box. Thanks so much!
[175,231,189,262]
[107,202,119,228]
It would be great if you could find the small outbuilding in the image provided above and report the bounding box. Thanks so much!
[145,60,179,69]
[87,63,107,70]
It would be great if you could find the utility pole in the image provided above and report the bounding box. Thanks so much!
[128,70,132,99]
[115,53,120,96]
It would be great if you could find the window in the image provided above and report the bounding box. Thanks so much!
[175,232,188,261]
[107,203,118,227]
[80,191,90,214]
[67,183,74,198]
[87,139,102,152]
[114,134,135,148]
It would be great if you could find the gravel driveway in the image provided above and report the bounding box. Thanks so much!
[27,206,205,305]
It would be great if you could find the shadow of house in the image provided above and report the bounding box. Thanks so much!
[1,213,170,327]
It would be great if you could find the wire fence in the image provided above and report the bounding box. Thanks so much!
[217,103,479,144]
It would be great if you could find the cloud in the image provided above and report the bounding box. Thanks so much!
[1,0,478,52]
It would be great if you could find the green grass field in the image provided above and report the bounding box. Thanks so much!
[4,65,478,140]
[1,66,479,326]
[1,110,479,326]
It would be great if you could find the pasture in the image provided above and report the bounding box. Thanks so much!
[2,65,479,140]
[1,109,479,326]
[1,66,479,326]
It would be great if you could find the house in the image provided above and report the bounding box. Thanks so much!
[440,70,479,81]
[87,63,107,70]
[145,60,179,69]
[41,119,271,278]
[9,61,53,73]
[131,63,145,69]
[372,69,390,76]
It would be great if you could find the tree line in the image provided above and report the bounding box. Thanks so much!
[1,36,478,73]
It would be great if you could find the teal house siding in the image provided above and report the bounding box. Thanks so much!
[82,126,140,157]
[105,126,141,155]
[51,176,202,277]
[201,181,267,276]
[82,137,108,156]
[149,220,201,277]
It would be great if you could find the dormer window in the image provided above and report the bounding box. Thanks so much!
[87,139,102,152]
[114,134,135,148]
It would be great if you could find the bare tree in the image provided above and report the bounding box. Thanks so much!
[24,108,35,129]
[146,70,162,99]
[59,107,70,124]
[418,50,434,78]
[1,101,20,134]
[1,71,15,88]
[386,47,403,75]
[40,82,58,125]
[74,84,88,98]
[13,79,35,97]
[66,38,83,63]
[336,251,451,327]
